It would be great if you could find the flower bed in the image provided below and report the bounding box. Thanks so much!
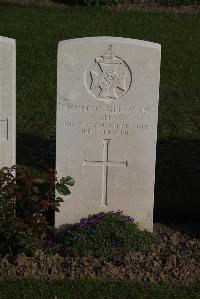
[0,224,199,284]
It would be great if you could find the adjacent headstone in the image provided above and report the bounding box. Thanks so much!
[56,37,161,231]
[0,36,16,168]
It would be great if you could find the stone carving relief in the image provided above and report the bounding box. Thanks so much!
[84,45,132,102]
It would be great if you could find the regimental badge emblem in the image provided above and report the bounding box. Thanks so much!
[84,45,132,102]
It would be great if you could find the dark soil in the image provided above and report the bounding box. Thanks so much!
[113,2,200,14]
[0,223,199,284]
[0,0,200,14]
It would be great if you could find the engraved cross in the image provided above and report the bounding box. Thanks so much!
[83,139,128,207]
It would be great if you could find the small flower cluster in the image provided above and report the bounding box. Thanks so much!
[72,210,134,229]
[47,240,54,246]
[110,210,134,224]
[46,211,135,258]
[74,212,105,228]
[123,215,134,223]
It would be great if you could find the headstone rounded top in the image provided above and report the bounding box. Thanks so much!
[59,36,161,50]
[0,36,15,45]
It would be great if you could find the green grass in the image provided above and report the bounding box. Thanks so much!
[0,3,199,138]
[0,2,199,221]
[0,279,199,299]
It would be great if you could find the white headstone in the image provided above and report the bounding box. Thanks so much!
[56,37,161,231]
[0,36,16,168]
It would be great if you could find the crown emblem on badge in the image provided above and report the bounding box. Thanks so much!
[95,45,122,65]
[84,45,132,102]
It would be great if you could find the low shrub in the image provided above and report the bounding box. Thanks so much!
[0,167,156,260]
[0,166,74,256]
[55,211,157,260]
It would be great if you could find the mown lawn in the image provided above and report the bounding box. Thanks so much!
[0,2,199,221]
[0,279,199,299]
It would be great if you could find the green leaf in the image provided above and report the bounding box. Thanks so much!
[60,176,75,186]
[56,184,71,196]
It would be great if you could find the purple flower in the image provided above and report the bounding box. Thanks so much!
[79,218,91,227]
[78,216,102,227]
[123,216,134,223]
[110,210,123,215]
[80,218,87,224]
[47,240,54,245]
[112,239,120,245]
[90,218,100,225]
[94,212,104,219]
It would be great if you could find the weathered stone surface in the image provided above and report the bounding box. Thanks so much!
[56,37,161,231]
[0,36,16,167]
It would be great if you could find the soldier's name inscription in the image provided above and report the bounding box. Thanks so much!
[58,100,154,136]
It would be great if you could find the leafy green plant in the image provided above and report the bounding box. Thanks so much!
[55,211,157,260]
[0,166,74,256]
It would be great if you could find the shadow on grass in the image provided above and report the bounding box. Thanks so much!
[17,133,56,171]
[17,134,200,225]
[154,137,200,224]
[51,0,79,5]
